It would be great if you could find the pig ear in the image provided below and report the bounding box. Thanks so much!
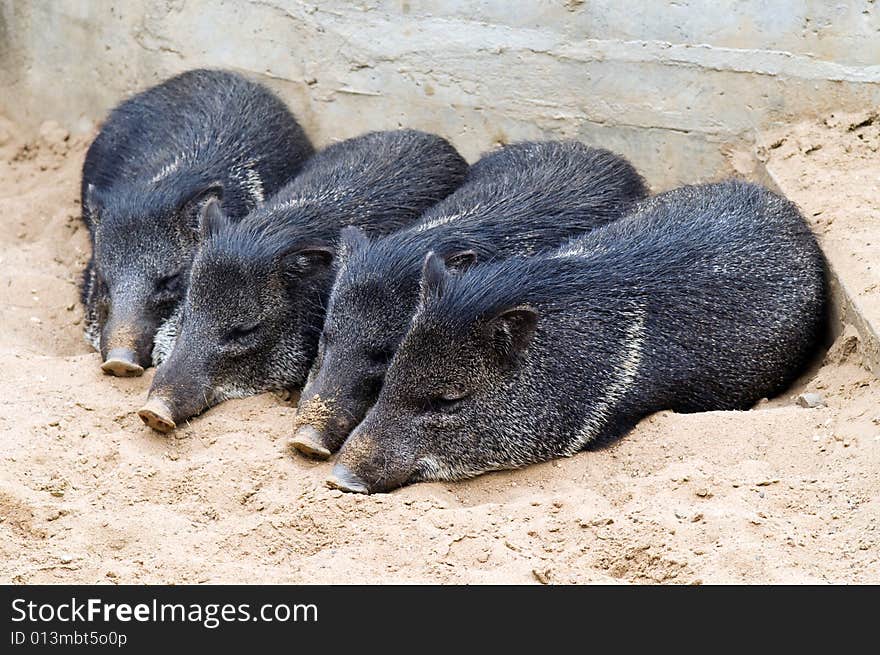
[338,226,370,262]
[486,305,538,364]
[198,196,229,240]
[180,184,223,230]
[279,244,335,278]
[419,251,449,306]
[444,249,478,272]
[85,183,103,226]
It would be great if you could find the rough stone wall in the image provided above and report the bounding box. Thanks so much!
[1,0,879,187]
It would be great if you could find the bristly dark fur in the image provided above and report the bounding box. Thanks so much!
[335,180,828,492]
[296,140,647,453]
[80,68,314,367]
[344,141,646,287]
[146,129,469,426]
[81,68,313,241]
[208,129,470,264]
[438,181,825,344]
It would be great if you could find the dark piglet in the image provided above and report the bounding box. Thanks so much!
[138,129,468,432]
[81,68,313,376]
[292,141,647,459]
[330,180,827,493]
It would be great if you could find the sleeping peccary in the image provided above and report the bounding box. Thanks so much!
[138,129,468,432]
[291,141,647,459]
[328,180,827,494]
[81,68,314,376]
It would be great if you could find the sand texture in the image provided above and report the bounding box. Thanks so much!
[0,117,878,584]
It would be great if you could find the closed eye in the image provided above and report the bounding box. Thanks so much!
[428,389,470,413]
[155,270,183,294]
[224,323,260,344]
[366,345,395,366]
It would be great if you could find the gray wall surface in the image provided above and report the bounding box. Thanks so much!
[1,0,879,187]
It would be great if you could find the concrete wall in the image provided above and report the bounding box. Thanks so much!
[1,0,879,188]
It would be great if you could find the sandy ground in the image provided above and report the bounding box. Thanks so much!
[0,116,878,585]
[761,109,880,370]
